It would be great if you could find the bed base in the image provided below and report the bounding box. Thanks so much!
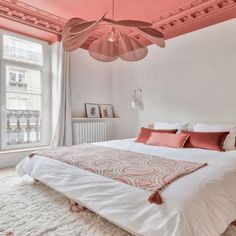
[33,178,86,213]
[32,177,235,234]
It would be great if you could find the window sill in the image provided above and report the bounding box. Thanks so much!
[0,146,50,154]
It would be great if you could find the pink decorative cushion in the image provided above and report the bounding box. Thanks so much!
[146,133,190,148]
[135,127,177,144]
[181,130,229,151]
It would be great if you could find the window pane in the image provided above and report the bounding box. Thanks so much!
[6,66,41,146]
[3,35,43,65]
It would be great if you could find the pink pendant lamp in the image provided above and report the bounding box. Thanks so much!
[62,0,165,62]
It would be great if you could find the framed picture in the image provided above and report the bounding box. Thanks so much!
[100,104,114,118]
[85,103,100,118]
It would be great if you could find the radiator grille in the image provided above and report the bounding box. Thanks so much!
[72,121,107,144]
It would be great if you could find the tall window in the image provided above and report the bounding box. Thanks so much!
[0,32,51,150]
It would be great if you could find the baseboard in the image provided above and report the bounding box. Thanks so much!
[0,150,31,168]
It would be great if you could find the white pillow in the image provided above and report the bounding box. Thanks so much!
[154,122,189,132]
[193,123,236,151]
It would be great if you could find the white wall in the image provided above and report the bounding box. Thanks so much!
[70,49,113,117]
[111,61,139,139]
[112,19,236,137]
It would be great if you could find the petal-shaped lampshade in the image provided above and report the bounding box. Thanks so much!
[119,33,148,61]
[69,14,105,34]
[135,27,165,48]
[62,15,106,52]
[103,18,152,27]
[63,33,93,52]
[88,32,119,62]
[62,14,166,60]
[62,18,84,42]
[140,27,164,38]
[63,24,103,52]
[117,20,152,27]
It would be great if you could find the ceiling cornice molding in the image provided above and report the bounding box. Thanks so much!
[152,0,212,24]
[0,0,66,36]
[0,0,235,44]
[122,0,236,49]
[152,0,236,32]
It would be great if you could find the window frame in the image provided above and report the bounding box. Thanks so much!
[0,30,51,151]
[3,34,43,66]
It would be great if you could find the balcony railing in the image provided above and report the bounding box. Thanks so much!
[6,109,40,145]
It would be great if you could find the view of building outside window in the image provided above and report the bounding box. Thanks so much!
[3,35,42,65]
[3,35,43,146]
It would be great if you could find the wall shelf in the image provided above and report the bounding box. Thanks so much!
[72,117,120,122]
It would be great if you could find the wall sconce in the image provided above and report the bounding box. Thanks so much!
[131,88,144,110]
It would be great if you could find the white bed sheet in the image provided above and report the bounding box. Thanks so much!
[17,139,236,236]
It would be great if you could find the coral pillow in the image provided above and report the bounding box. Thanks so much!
[181,130,229,151]
[135,127,177,143]
[193,123,236,151]
[146,133,190,148]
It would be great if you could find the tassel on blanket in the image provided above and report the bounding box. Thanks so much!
[70,200,86,213]
[148,191,163,205]
[28,152,38,158]
[33,179,40,185]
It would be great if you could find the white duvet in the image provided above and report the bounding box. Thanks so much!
[17,139,236,236]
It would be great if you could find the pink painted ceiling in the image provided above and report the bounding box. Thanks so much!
[18,0,192,21]
[0,0,235,44]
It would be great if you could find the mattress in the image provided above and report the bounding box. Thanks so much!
[17,139,236,236]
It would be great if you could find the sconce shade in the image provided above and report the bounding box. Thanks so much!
[131,88,143,110]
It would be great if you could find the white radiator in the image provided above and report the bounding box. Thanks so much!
[72,120,107,144]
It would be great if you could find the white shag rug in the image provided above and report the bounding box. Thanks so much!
[0,175,130,236]
[0,175,235,236]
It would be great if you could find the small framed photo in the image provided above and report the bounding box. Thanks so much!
[100,104,114,118]
[85,103,100,118]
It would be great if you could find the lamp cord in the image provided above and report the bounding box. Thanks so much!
[112,0,114,20]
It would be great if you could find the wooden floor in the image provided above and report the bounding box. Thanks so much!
[0,168,15,176]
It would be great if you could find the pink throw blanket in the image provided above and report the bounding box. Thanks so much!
[30,144,207,204]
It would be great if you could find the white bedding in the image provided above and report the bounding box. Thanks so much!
[17,139,236,236]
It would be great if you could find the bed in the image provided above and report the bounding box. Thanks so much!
[17,138,236,236]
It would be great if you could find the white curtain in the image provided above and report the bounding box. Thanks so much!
[51,42,72,147]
